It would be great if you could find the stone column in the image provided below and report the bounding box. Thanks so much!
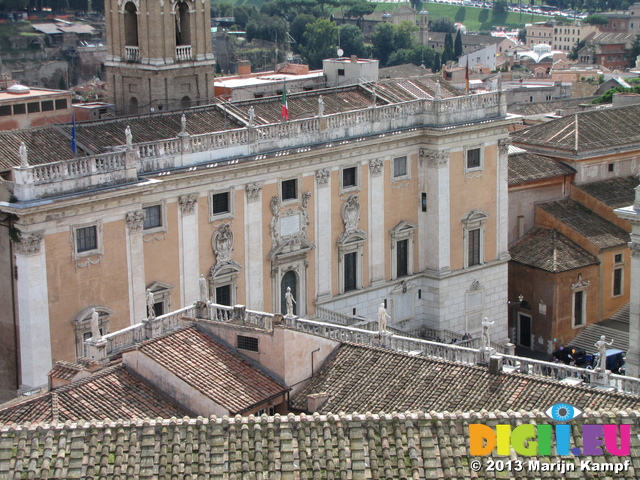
[368,159,385,285]
[421,149,451,273]
[626,237,640,377]
[315,168,332,301]
[15,232,52,388]
[245,184,264,310]
[497,138,510,260]
[178,194,200,306]
[125,210,147,323]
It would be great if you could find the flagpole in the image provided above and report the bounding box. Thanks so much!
[71,109,77,157]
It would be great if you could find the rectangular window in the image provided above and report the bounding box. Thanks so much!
[216,284,231,306]
[282,178,297,201]
[76,226,97,253]
[13,104,26,115]
[574,291,584,326]
[396,239,408,278]
[466,148,481,169]
[143,205,162,230]
[394,156,407,177]
[343,167,357,188]
[421,192,427,212]
[0,105,10,116]
[211,192,230,215]
[613,268,623,296]
[41,100,54,112]
[55,99,68,110]
[608,163,614,172]
[153,301,164,318]
[337,68,345,76]
[237,335,259,352]
[27,102,40,113]
[344,251,357,292]
[615,253,623,263]
[468,228,481,266]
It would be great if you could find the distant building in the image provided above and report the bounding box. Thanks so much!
[332,4,427,43]
[0,83,72,131]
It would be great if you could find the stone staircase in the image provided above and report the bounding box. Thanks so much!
[569,303,629,354]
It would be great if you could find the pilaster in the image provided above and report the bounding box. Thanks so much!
[15,232,52,388]
[125,210,147,323]
[245,184,264,310]
[626,237,640,377]
[368,158,385,284]
[421,148,451,274]
[315,169,332,301]
[497,138,510,260]
[178,194,200,306]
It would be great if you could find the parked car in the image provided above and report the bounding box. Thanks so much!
[552,346,587,366]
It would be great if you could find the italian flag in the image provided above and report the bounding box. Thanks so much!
[281,83,289,120]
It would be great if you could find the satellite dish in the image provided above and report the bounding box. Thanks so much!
[337,48,344,57]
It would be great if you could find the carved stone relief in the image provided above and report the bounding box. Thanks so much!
[315,168,330,187]
[369,158,383,176]
[210,223,241,277]
[268,192,314,257]
[419,148,448,167]
[245,182,263,202]
[126,210,146,234]
[178,193,198,215]
[14,232,44,256]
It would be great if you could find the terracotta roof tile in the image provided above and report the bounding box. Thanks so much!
[47,360,87,381]
[0,126,75,173]
[507,96,598,116]
[0,363,189,423]
[137,326,288,414]
[511,104,640,152]
[290,343,640,413]
[575,176,639,209]
[508,150,575,185]
[510,228,599,272]
[537,198,630,249]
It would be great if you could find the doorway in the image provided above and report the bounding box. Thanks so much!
[518,313,532,348]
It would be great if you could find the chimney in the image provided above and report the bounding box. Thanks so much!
[489,355,503,375]
[307,393,330,412]
[238,60,251,75]
[350,55,358,63]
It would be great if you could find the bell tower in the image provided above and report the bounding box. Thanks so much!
[105,0,215,115]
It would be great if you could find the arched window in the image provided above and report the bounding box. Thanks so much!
[124,2,139,47]
[175,1,191,46]
[129,96,138,115]
[181,96,192,109]
[73,306,113,358]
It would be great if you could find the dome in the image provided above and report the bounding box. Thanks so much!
[7,84,30,94]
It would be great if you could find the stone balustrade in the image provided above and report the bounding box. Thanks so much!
[176,45,192,61]
[124,46,139,62]
[315,306,362,325]
[12,91,506,201]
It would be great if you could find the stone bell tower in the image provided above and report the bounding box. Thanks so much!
[105,0,216,115]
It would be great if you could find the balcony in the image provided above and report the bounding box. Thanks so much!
[176,45,192,61]
[125,46,140,62]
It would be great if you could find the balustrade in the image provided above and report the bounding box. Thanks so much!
[176,45,192,61]
[125,46,140,62]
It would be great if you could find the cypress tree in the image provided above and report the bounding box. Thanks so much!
[454,29,463,59]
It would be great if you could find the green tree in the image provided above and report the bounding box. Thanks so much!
[628,34,640,67]
[339,24,365,57]
[290,13,316,50]
[583,14,609,25]
[387,49,414,66]
[517,28,526,43]
[429,17,456,33]
[394,20,417,50]
[300,18,338,69]
[432,51,441,72]
[568,39,586,60]
[444,32,454,62]
[371,21,396,66]
[493,0,508,15]
[342,0,375,29]
[454,29,463,58]
[246,14,287,44]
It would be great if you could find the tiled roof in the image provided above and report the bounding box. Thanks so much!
[508,150,575,185]
[374,77,461,102]
[429,32,506,47]
[290,343,640,414]
[537,199,630,249]
[0,126,75,172]
[137,326,288,415]
[575,176,640,209]
[47,360,87,381]
[1,410,638,479]
[507,96,598,116]
[379,63,431,79]
[586,31,637,46]
[509,228,599,272]
[511,104,640,152]
[0,363,189,423]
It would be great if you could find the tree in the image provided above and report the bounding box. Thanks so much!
[568,39,586,60]
[454,29,463,59]
[583,14,609,25]
[444,32,454,63]
[246,14,287,45]
[429,17,456,33]
[432,51,441,72]
[628,34,640,68]
[409,0,422,10]
[493,0,508,15]
[394,20,418,51]
[517,28,526,44]
[342,0,375,29]
[339,24,365,57]
[290,14,316,50]
[371,22,396,66]
[300,19,338,69]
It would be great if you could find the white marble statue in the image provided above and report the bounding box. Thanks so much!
[318,95,324,117]
[19,142,28,167]
[482,317,494,350]
[285,286,296,316]
[378,303,391,332]
[199,274,208,303]
[248,106,255,126]
[180,114,187,134]
[90,308,100,340]
[125,125,132,147]
[146,288,155,319]
[595,335,614,372]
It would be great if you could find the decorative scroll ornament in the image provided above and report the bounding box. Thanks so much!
[498,138,511,156]
[15,232,44,256]
[268,194,315,259]
[419,148,448,167]
[245,182,263,202]
[315,168,330,187]
[179,193,198,215]
[369,158,383,176]
[126,210,146,234]
[211,223,242,277]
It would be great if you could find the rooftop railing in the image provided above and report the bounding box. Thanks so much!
[12,91,507,201]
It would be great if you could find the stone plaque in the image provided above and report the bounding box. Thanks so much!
[280,213,300,236]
